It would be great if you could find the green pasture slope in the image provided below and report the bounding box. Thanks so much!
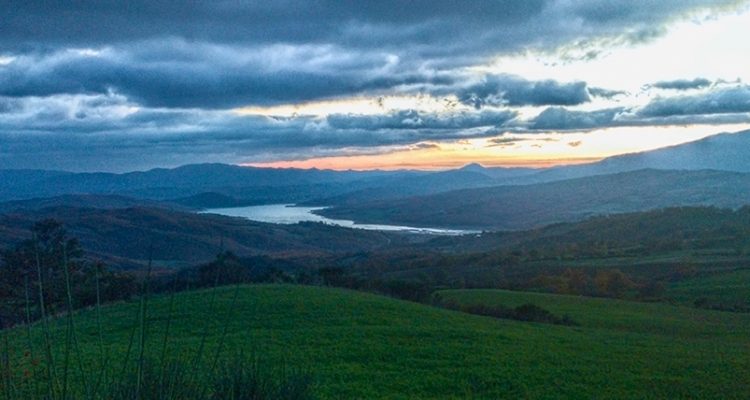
[437,288,750,338]
[666,269,750,308]
[6,285,750,399]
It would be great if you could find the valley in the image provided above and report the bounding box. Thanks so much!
[3,130,750,399]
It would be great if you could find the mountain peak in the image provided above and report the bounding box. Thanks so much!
[460,163,486,172]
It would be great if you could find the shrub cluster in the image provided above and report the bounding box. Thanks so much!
[435,298,578,326]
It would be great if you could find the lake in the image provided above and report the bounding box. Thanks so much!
[201,204,474,235]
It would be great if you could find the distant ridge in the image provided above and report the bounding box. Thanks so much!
[0,194,183,213]
[0,163,415,202]
[521,129,750,183]
[321,168,750,230]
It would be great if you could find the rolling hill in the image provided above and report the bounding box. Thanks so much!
[0,206,401,268]
[5,285,750,399]
[437,288,750,337]
[0,194,185,213]
[320,169,750,230]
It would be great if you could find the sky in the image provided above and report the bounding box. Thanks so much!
[1,1,750,172]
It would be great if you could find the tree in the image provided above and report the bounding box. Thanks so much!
[562,268,590,295]
[0,219,133,326]
[198,251,249,286]
[594,269,634,298]
[1,219,84,323]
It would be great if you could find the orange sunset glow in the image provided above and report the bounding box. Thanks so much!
[247,124,745,170]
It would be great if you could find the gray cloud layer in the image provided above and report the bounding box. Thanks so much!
[456,75,591,109]
[4,1,735,55]
[527,85,750,131]
[638,86,750,117]
[0,0,748,170]
[0,42,458,108]
[1,0,740,108]
[530,107,625,130]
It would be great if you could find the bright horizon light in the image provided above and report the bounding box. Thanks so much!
[246,123,749,170]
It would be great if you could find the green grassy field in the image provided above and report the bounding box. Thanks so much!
[5,285,750,399]
[437,288,750,339]
[666,269,750,308]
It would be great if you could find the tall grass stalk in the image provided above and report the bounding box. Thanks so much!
[191,253,223,371]
[210,281,241,374]
[116,310,138,388]
[91,263,108,397]
[60,247,72,399]
[23,277,34,359]
[112,249,151,398]
[157,280,177,398]
[135,248,154,399]
[60,245,92,399]
[2,328,13,400]
[4,236,316,399]
[33,236,57,399]
[23,277,39,398]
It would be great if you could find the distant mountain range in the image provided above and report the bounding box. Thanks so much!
[0,164,400,202]
[0,162,524,204]
[304,128,750,206]
[1,128,750,231]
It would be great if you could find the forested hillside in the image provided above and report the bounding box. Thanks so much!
[321,169,750,229]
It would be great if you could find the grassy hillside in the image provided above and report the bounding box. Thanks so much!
[437,288,750,338]
[666,269,750,309]
[424,206,750,257]
[5,285,750,399]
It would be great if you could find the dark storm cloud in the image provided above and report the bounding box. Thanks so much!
[0,46,594,109]
[650,78,713,90]
[1,0,742,108]
[2,1,739,55]
[0,1,546,51]
[456,75,591,109]
[0,42,457,108]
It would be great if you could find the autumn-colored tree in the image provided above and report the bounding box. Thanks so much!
[594,269,633,298]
